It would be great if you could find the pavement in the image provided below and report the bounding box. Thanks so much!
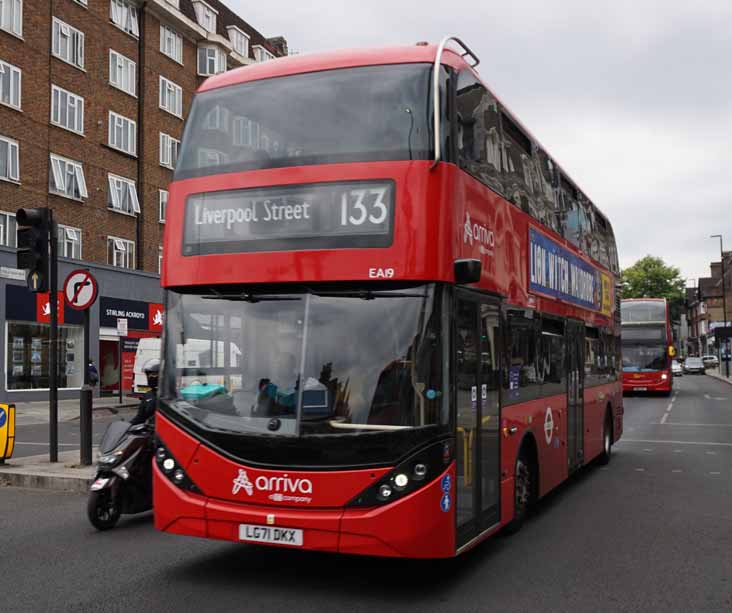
[706,365,732,385]
[2,374,731,612]
[11,394,140,427]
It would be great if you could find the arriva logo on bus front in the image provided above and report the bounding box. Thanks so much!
[232,469,314,504]
[463,212,495,255]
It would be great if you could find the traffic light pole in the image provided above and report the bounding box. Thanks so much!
[49,211,58,463]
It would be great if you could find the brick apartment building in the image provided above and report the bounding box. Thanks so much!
[0,0,287,401]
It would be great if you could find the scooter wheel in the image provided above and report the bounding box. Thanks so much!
[87,489,121,530]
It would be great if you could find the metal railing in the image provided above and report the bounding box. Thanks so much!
[431,36,480,170]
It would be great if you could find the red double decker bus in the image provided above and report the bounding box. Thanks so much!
[154,38,623,558]
[621,298,674,395]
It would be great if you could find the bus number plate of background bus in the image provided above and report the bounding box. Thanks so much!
[238,523,304,547]
[183,180,395,255]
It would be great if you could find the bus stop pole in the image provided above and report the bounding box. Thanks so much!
[49,212,58,463]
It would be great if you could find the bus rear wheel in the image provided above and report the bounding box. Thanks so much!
[598,413,613,465]
[504,451,534,534]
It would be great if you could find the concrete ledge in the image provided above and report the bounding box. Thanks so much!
[0,449,96,493]
[0,471,92,494]
[707,369,732,385]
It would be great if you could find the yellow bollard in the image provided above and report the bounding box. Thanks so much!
[0,403,16,463]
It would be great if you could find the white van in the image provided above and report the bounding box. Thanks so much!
[133,337,161,393]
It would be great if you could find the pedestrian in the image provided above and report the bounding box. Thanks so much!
[88,359,99,387]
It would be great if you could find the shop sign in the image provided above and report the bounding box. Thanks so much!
[100,297,163,331]
[4,285,83,325]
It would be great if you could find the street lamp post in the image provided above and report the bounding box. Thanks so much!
[710,235,730,377]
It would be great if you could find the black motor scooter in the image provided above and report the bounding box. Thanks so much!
[87,419,154,530]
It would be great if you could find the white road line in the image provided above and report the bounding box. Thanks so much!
[662,422,732,428]
[673,449,683,453]
[671,469,683,473]
[706,451,717,455]
[619,439,732,448]
[660,412,669,424]
[635,468,646,472]
[643,448,654,452]
[710,472,722,475]
[14,442,78,447]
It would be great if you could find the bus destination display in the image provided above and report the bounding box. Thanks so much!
[183,181,394,255]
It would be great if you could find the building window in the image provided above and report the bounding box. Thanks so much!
[107,173,140,215]
[158,246,163,274]
[197,45,226,76]
[51,85,84,135]
[108,111,136,156]
[110,0,138,37]
[57,224,82,259]
[0,134,19,182]
[109,50,136,96]
[227,26,249,57]
[73,0,88,6]
[159,133,179,169]
[192,0,217,33]
[0,59,21,110]
[51,18,85,70]
[0,0,22,37]
[6,321,84,390]
[253,45,275,63]
[159,189,167,223]
[159,76,182,117]
[49,154,88,201]
[160,24,182,64]
[107,236,135,269]
[0,210,17,247]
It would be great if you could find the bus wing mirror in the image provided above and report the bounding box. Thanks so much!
[454,259,481,284]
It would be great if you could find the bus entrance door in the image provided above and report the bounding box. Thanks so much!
[455,292,501,549]
[566,319,585,473]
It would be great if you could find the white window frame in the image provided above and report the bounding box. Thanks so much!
[158,246,163,274]
[0,134,19,183]
[0,59,21,110]
[159,76,182,118]
[0,210,17,247]
[49,153,88,201]
[159,189,168,223]
[73,0,88,7]
[160,24,183,64]
[164,0,179,8]
[51,17,85,70]
[108,111,137,156]
[107,235,135,269]
[0,0,22,38]
[197,45,226,76]
[109,49,136,97]
[192,0,217,33]
[159,133,179,169]
[107,173,140,215]
[51,85,84,135]
[57,224,82,259]
[253,45,275,63]
[110,0,139,38]
[227,26,249,57]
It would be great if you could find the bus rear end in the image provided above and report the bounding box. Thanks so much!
[621,299,673,395]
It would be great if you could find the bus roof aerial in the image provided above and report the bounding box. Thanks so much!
[155,38,623,559]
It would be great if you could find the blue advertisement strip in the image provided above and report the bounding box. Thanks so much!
[529,228,602,312]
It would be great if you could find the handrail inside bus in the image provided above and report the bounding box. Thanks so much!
[431,36,481,170]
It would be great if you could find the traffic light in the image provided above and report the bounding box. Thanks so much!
[16,207,50,292]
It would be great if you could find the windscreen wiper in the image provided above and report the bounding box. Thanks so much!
[201,293,301,303]
[309,290,427,300]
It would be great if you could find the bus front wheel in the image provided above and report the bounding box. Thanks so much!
[598,413,613,465]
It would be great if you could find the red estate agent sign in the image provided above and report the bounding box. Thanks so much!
[63,269,99,310]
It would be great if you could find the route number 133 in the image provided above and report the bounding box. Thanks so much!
[340,188,389,227]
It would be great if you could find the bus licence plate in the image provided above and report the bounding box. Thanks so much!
[239,524,303,547]
[633,387,647,391]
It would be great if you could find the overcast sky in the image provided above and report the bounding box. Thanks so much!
[232,0,732,284]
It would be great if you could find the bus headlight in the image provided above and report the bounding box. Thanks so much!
[661,373,668,380]
[155,437,202,495]
[378,484,393,500]
[393,473,409,490]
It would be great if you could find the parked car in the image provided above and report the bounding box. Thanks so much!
[671,360,683,376]
[683,357,706,374]
[702,355,719,368]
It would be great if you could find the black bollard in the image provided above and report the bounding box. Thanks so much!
[80,384,93,466]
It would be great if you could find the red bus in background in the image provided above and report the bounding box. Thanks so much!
[154,37,623,558]
[621,298,674,395]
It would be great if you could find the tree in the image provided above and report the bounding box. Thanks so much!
[621,256,686,321]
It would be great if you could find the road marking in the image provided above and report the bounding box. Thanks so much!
[671,469,683,473]
[663,422,732,428]
[14,442,78,447]
[706,451,717,455]
[643,448,654,452]
[703,394,728,401]
[635,468,646,472]
[660,412,669,424]
[673,449,683,453]
[619,439,732,448]
[709,472,722,476]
